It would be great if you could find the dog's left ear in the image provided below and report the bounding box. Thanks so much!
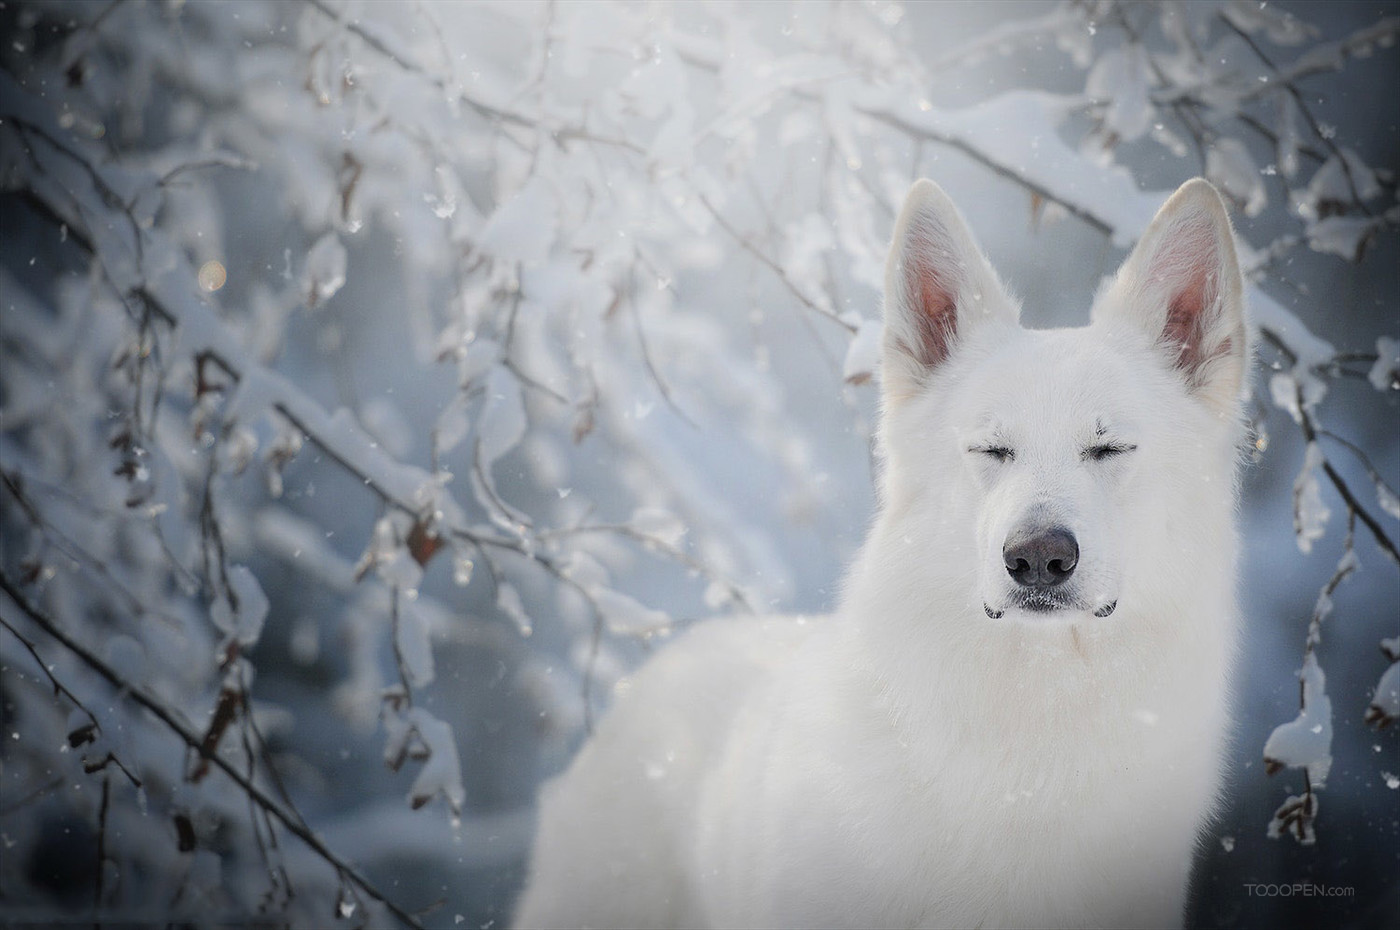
[1095,178,1248,415]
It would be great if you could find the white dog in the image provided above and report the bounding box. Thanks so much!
[514,178,1247,929]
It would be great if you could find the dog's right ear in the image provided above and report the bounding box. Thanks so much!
[882,180,1016,400]
[1093,178,1248,417]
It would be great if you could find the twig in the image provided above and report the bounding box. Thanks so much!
[535,522,753,613]
[9,117,144,265]
[0,469,193,628]
[389,585,415,700]
[1318,428,1400,509]
[625,257,697,427]
[1308,511,1358,652]
[157,155,256,188]
[581,598,605,735]
[237,664,296,912]
[94,772,111,929]
[0,611,101,735]
[1287,380,1400,565]
[0,775,64,818]
[698,193,856,333]
[502,357,571,407]
[1233,110,1328,170]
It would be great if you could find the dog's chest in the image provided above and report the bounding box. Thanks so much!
[695,647,1200,928]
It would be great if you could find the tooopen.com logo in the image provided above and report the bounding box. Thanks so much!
[1243,883,1355,898]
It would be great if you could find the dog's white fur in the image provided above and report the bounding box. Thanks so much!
[513,178,1247,929]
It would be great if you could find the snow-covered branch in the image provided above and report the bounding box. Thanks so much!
[0,571,422,928]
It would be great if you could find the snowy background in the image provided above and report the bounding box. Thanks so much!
[0,1,1396,927]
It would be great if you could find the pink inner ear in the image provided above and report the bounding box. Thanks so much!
[1151,215,1220,379]
[908,246,958,367]
[1164,274,1210,371]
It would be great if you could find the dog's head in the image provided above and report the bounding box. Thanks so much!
[877,178,1248,625]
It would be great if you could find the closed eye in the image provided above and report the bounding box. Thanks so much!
[1084,442,1136,462]
[970,445,1015,462]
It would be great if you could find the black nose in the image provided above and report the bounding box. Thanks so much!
[1003,526,1078,588]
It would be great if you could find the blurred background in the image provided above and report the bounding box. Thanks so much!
[0,1,1396,927]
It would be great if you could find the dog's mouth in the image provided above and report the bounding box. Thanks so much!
[983,597,1116,619]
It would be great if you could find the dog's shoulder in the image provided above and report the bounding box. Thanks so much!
[570,613,821,776]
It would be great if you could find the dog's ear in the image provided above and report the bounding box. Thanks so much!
[883,180,1016,400]
[1095,178,1248,414]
